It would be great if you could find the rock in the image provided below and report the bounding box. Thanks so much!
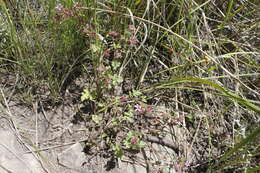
[57,142,86,171]
[123,163,147,173]
[0,130,45,173]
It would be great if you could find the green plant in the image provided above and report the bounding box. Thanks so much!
[111,144,124,159]
[1,0,259,171]
[123,131,146,150]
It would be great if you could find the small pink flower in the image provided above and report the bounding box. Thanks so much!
[53,14,62,21]
[120,97,128,103]
[84,24,91,29]
[108,31,119,37]
[184,161,191,167]
[78,19,84,25]
[55,4,64,11]
[63,10,74,18]
[169,116,184,125]
[88,32,97,37]
[102,49,111,57]
[175,116,184,122]
[127,36,139,46]
[134,104,146,115]
[130,136,139,145]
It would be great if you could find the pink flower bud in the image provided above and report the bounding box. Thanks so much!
[55,4,64,11]
[102,49,111,57]
[108,31,119,37]
[120,97,128,103]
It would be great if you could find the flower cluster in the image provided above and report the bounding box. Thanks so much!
[119,96,128,103]
[127,36,139,46]
[130,136,139,145]
[55,4,64,11]
[53,3,84,22]
[169,116,184,125]
[134,104,153,115]
[102,49,111,57]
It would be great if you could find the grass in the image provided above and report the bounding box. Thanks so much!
[0,0,259,172]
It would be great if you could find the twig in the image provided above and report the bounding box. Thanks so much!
[24,137,89,153]
[34,101,38,148]
[0,163,13,173]
[144,135,179,153]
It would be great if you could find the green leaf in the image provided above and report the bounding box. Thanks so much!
[85,142,94,147]
[123,139,131,148]
[112,144,124,158]
[112,61,121,70]
[132,90,142,97]
[113,43,121,49]
[207,66,217,72]
[145,77,260,114]
[135,0,143,6]
[97,102,105,107]
[124,116,133,122]
[124,110,133,117]
[81,88,94,101]
[92,114,102,124]
[220,125,260,162]
[123,110,134,122]
[138,140,146,148]
[101,133,108,138]
[112,75,123,85]
[246,166,260,173]
[90,43,100,53]
[111,118,120,125]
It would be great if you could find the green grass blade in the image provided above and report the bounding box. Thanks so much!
[144,77,260,114]
[246,166,260,173]
[214,125,260,171]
